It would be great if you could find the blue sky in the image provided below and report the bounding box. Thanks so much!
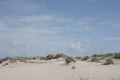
[0,0,120,58]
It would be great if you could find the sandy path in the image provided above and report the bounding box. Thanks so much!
[0,61,120,80]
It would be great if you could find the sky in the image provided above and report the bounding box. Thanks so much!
[0,0,120,58]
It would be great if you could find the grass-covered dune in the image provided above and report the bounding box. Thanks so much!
[0,52,120,80]
[0,52,120,65]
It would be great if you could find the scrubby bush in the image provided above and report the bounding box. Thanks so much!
[3,63,9,66]
[81,56,89,61]
[114,53,120,59]
[92,54,104,57]
[75,56,81,60]
[103,58,114,65]
[90,57,98,62]
[46,54,56,60]
[55,53,68,58]
[65,57,76,64]
[0,60,2,64]
[32,56,46,60]
[15,57,33,62]
[46,53,68,60]
[32,57,37,60]
[0,57,13,64]
[39,56,46,60]
[104,53,114,58]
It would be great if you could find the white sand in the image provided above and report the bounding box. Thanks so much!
[0,60,120,80]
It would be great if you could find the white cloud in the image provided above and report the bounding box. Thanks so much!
[0,27,66,57]
[99,21,111,25]
[74,18,94,26]
[81,18,94,23]
[19,14,74,25]
[70,42,85,52]
[0,13,96,57]
[69,42,91,53]
[105,37,120,41]
[82,26,94,31]
[19,15,53,22]
[112,23,120,29]
[0,22,7,28]
[0,0,42,15]
[18,15,95,32]
[9,0,40,12]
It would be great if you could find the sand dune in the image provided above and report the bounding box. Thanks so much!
[0,60,120,80]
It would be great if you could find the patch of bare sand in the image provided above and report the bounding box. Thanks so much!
[0,60,120,80]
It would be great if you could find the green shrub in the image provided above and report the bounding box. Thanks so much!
[75,56,81,60]
[114,53,120,59]
[46,54,56,60]
[46,53,68,60]
[32,57,37,60]
[0,60,2,64]
[81,56,89,61]
[103,58,114,65]
[55,53,68,58]
[92,54,104,57]
[90,57,98,62]
[39,56,46,60]
[104,53,114,58]
[65,57,76,64]
[0,57,13,64]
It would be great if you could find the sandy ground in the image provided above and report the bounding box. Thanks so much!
[0,60,120,80]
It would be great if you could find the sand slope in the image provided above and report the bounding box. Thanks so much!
[0,60,120,80]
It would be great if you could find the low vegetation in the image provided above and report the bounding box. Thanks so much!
[0,57,13,64]
[90,57,98,62]
[92,54,104,57]
[103,58,114,65]
[92,52,120,59]
[0,53,68,63]
[0,52,120,65]
[46,53,68,60]
[81,56,89,61]
[15,56,46,61]
[65,57,76,64]
[114,53,120,59]
[75,56,82,60]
